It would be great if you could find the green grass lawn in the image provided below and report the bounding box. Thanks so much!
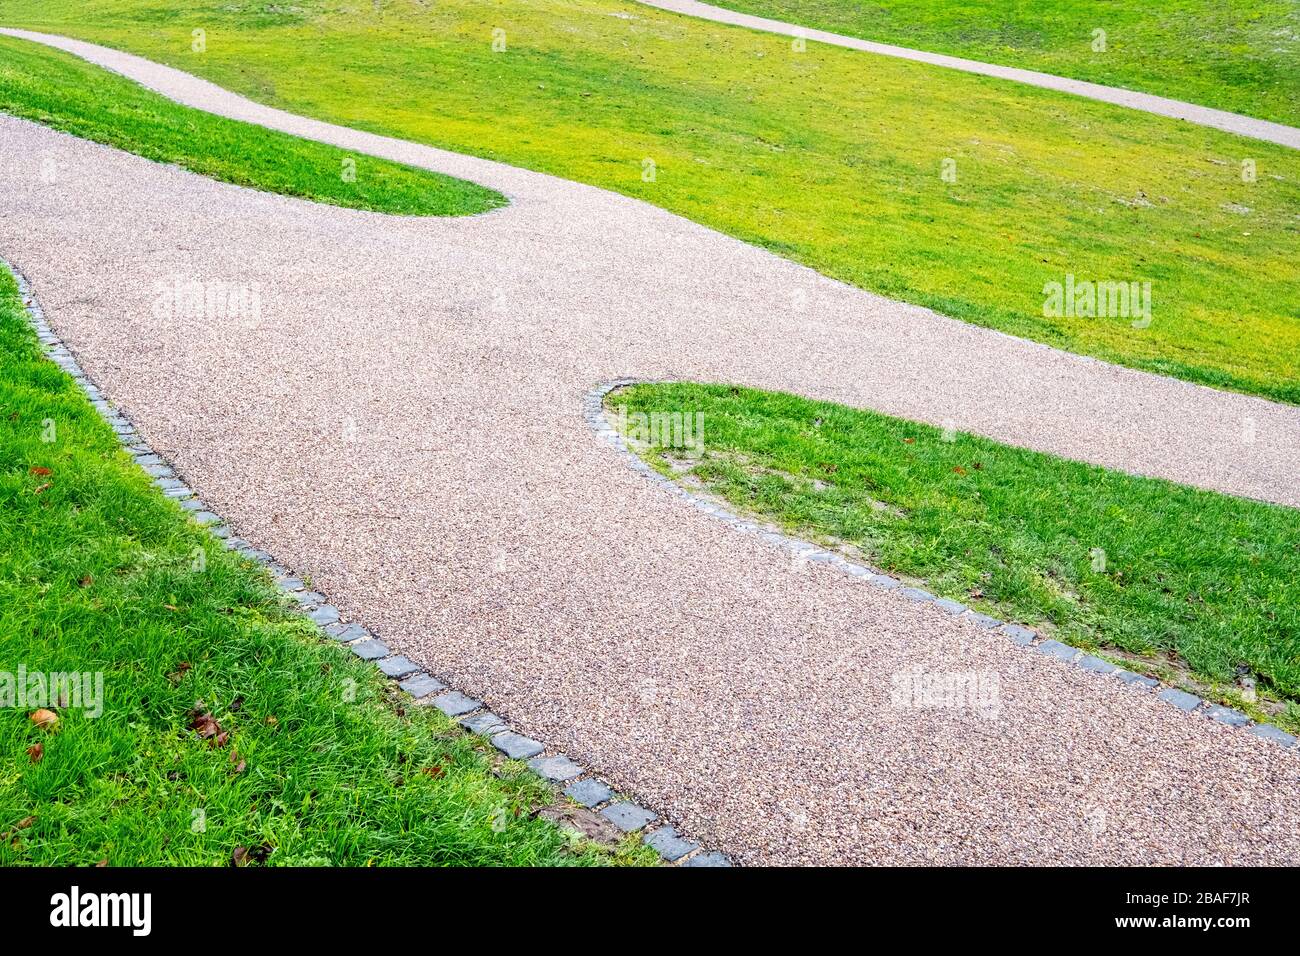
[701,0,1300,127]
[0,0,1297,402]
[608,383,1300,730]
[0,34,504,217]
[0,267,648,866]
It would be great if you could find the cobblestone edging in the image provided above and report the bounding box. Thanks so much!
[6,261,732,868]
[587,380,1299,752]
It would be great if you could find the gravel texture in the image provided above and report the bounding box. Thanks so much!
[2,31,1299,866]
[633,1,1300,149]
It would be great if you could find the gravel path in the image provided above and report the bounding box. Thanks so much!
[634,0,1300,149]
[3,30,1299,865]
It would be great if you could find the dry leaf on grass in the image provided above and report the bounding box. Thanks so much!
[1,816,36,845]
[231,844,270,867]
[190,702,234,749]
[166,662,192,684]
[189,704,223,741]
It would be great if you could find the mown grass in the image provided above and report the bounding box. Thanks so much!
[0,34,505,216]
[608,383,1300,730]
[0,268,649,866]
[705,0,1300,126]
[1,0,1296,402]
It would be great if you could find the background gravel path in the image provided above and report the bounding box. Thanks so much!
[3,31,1299,865]
[633,0,1300,149]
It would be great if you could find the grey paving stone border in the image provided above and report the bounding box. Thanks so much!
[4,260,730,868]
[587,379,1297,755]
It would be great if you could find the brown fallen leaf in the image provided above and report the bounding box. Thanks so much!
[232,844,270,867]
[902,438,915,445]
[1,816,37,845]
[29,709,58,731]
[163,604,179,612]
[952,466,967,475]
[264,716,278,727]
[230,755,247,774]
[29,466,51,476]
[421,764,445,779]
[166,662,192,684]
[78,574,93,587]
[213,731,230,748]
[32,482,51,495]
[190,709,221,740]
[539,805,623,843]
[26,743,43,764]
[95,859,108,867]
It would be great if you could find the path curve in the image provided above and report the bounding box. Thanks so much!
[3,30,1299,865]
[634,0,1300,149]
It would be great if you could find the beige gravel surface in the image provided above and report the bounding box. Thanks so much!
[635,0,1300,149]
[2,30,1299,865]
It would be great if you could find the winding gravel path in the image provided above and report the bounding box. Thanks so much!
[634,0,1300,149]
[3,29,1299,865]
